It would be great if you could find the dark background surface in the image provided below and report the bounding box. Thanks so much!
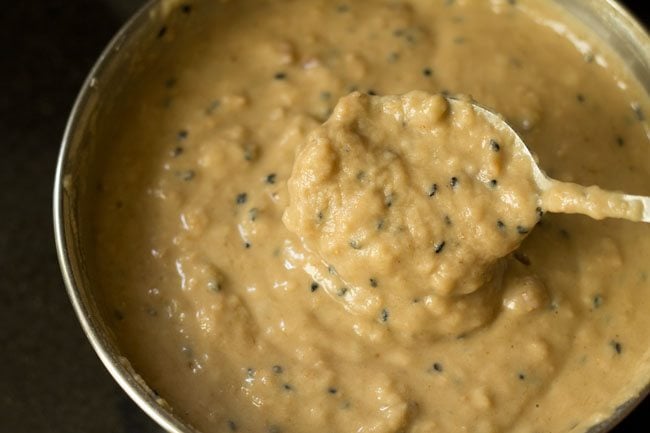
[0,1,648,432]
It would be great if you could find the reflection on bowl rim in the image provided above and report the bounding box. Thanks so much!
[53,1,649,432]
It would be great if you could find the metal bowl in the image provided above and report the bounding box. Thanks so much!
[53,1,649,432]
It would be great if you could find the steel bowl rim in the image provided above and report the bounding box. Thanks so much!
[605,0,650,37]
[53,1,191,432]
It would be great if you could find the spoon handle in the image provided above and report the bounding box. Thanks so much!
[540,179,650,223]
[456,99,649,223]
[623,193,650,223]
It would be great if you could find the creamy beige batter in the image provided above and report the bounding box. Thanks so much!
[284,91,541,341]
[90,1,650,432]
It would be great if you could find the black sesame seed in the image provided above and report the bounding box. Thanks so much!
[489,179,498,188]
[244,242,251,249]
[328,265,337,275]
[248,208,259,222]
[177,129,188,140]
[283,383,293,391]
[206,99,220,114]
[236,193,248,204]
[434,241,446,254]
[380,308,389,322]
[518,373,526,380]
[113,309,124,321]
[369,278,378,288]
[432,362,444,372]
[274,72,287,80]
[490,139,501,152]
[337,287,348,296]
[428,183,438,197]
[178,170,195,181]
[368,89,378,96]
[496,220,506,230]
[265,173,277,184]
[516,225,529,235]
[171,146,184,157]
[611,340,623,354]
[576,93,585,103]
[422,67,433,77]
[246,368,255,378]
[157,26,167,38]
[593,295,603,309]
[513,251,531,266]
[376,219,385,230]
[444,215,452,225]
[385,193,394,207]
[310,281,319,292]
[536,207,544,221]
[181,4,192,13]
[228,420,238,431]
[616,136,625,147]
[328,387,338,394]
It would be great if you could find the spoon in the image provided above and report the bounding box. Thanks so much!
[453,98,650,223]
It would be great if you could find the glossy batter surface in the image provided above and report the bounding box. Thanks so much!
[91,1,650,432]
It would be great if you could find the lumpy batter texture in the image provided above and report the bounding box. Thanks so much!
[91,1,650,432]
[284,91,541,341]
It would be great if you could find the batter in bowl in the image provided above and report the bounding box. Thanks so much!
[91,0,650,432]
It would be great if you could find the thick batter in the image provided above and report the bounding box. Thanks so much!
[284,91,542,341]
[91,1,650,432]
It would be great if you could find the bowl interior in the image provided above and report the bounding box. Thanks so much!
[54,1,650,432]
